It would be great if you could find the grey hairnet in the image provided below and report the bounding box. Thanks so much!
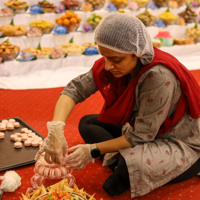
[94,13,154,65]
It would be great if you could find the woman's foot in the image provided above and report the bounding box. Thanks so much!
[103,173,130,196]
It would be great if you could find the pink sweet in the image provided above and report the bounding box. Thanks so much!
[44,167,50,177]
[14,141,23,148]
[32,140,39,147]
[60,166,67,176]
[15,137,22,142]
[21,128,28,133]
[24,140,32,146]
[49,168,55,178]
[7,123,14,130]
[38,166,45,176]
[34,163,41,173]
[8,118,16,123]
[14,122,20,127]
[54,168,61,178]
[0,132,5,139]
[10,134,16,141]
[155,30,173,39]
[21,135,28,141]
[0,123,6,131]
[1,120,8,124]
[26,130,33,134]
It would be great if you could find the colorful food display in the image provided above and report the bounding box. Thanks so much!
[0,40,20,61]
[55,10,81,31]
[178,4,197,23]
[136,8,156,26]
[86,13,103,29]
[155,30,174,46]
[185,21,200,42]
[158,6,178,25]
[5,0,29,12]
[85,0,105,10]
[21,179,97,200]
[30,20,54,34]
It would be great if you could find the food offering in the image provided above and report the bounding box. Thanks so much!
[136,8,156,26]
[178,4,197,23]
[60,0,82,11]
[185,20,200,42]
[173,0,186,6]
[153,0,169,7]
[0,19,27,37]
[158,6,178,25]
[5,0,29,13]
[152,38,162,47]
[37,0,57,13]
[29,156,75,191]
[109,0,129,8]
[30,20,54,34]
[56,37,85,56]
[22,43,54,59]
[55,10,82,32]
[154,30,174,46]
[174,36,194,45]
[27,27,43,37]
[0,39,20,61]
[21,179,97,200]
[85,13,103,30]
[0,7,14,16]
[133,0,149,8]
[84,0,106,10]
[0,118,20,131]
[82,42,99,55]
[50,48,67,59]
[81,2,93,11]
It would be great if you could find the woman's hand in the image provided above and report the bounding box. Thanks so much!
[35,121,68,164]
[65,144,94,171]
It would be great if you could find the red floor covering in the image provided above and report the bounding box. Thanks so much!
[0,69,200,200]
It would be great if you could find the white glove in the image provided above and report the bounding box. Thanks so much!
[35,121,68,164]
[65,144,94,171]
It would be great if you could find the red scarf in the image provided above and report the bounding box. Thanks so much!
[92,48,200,135]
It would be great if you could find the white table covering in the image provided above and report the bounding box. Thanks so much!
[0,0,200,89]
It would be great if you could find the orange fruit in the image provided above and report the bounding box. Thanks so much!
[73,13,78,18]
[55,18,60,24]
[63,18,70,26]
[65,10,71,15]
[69,23,77,31]
[61,15,66,20]
[66,12,73,19]
[76,17,82,23]
[57,19,63,25]
[70,18,77,24]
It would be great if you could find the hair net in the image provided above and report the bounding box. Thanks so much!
[94,13,154,65]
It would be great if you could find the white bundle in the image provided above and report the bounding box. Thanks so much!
[0,171,21,192]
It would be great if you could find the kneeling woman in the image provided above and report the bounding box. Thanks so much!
[36,13,200,198]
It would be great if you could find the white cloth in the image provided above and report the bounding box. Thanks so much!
[0,1,200,90]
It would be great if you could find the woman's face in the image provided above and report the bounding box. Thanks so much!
[98,45,138,78]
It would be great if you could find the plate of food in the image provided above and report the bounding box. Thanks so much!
[21,179,97,200]
[36,190,87,200]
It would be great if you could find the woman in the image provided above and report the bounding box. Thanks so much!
[35,13,200,198]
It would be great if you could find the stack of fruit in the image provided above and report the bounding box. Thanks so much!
[55,10,82,31]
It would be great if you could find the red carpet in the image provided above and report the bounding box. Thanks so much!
[0,69,200,200]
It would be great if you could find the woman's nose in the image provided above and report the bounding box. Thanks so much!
[105,61,114,71]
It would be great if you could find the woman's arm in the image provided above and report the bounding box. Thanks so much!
[96,135,132,154]
[52,94,75,122]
